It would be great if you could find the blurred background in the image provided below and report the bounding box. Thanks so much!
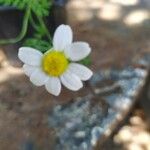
[0,0,150,150]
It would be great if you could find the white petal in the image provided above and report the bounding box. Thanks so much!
[18,47,43,66]
[53,24,73,51]
[45,77,61,96]
[68,63,93,81]
[30,68,49,86]
[23,64,38,77]
[60,70,83,91]
[64,42,91,61]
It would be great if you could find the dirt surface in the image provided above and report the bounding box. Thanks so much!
[101,107,150,150]
[0,0,150,150]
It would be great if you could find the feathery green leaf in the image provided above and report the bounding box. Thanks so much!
[0,0,52,17]
[24,38,51,53]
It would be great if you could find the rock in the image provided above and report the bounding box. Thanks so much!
[47,67,148,150]
[22,140,35,150]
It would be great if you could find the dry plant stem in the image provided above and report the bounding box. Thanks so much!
[87,82,121,111]
[87,82,110,108]
[95,82,121,96]
[0,4,31,45]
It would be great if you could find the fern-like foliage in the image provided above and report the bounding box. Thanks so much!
[0,0,53,52]
[0,0,51,17]
[24,38,51,53]
[79,56,92,66]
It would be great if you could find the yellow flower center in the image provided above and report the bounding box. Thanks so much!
[42,50,68,77]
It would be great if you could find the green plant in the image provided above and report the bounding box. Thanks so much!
[0,0,91,65]
[0,0,52,52]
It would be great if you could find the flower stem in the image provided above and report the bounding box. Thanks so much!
[36,14,52,45]
[29,14,38,31]
[0,5,31,45]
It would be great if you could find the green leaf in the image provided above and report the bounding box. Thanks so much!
[0,0,52,17]
[79,56,92,66]
[33,24,45,39]
[32,0,52,17]
[23,38,51,53]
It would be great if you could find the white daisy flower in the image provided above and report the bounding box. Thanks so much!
[18,24,93,96]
